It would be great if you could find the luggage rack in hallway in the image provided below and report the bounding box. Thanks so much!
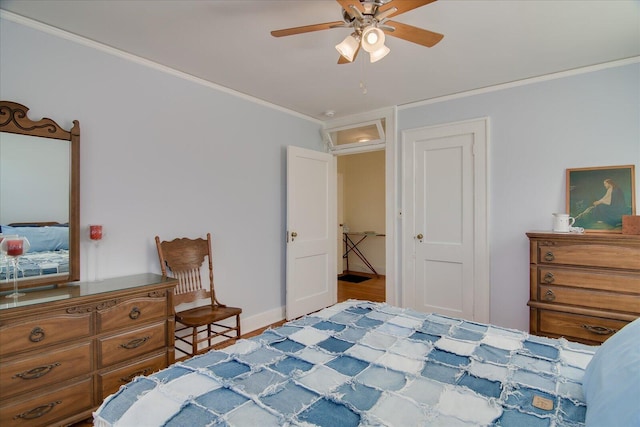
[342,231,385,277]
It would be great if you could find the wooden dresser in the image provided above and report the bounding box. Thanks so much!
[527,232,640,345]
[0,273,177,426]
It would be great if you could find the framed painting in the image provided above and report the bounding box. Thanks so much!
[566,165,636,233]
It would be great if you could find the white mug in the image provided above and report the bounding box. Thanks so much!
[553,213,575,233]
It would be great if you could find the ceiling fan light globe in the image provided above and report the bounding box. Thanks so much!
[365,31,378,45]
[361,26,385,53]
[335,34,359,62]
[369,45,390,63]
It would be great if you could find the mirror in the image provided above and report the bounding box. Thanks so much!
[0,101,79,290]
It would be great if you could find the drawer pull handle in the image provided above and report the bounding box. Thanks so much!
[543,272,555,283]
[13,362,61,380]
[582,324,617,335]
[29,327,46,343]
[544,289,556,302]
[129,307,141,320]
[120,367,153,383]
[13,400,61,420]
[543,251,555,262]
[120,336,151,350]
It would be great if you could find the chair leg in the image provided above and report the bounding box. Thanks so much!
[192,327,198,356]
[236,314,241,338]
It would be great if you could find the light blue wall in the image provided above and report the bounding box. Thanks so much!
[398,63,640,330]
[0,17,324,325]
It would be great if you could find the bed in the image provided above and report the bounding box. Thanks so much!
[0,223,69,279]
[93,300,640,427]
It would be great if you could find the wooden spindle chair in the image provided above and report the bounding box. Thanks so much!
[155,233,241,360]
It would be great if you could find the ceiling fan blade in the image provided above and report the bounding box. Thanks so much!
[338,45,360,64]
[336,0,365,19]
[271,21,345,37]
[377,0,437,19]
[384,20,444,47]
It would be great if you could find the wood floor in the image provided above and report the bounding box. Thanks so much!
[338,271,385,303]
[73,271,384,426]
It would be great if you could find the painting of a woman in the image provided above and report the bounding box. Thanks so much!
[568,166,635,232]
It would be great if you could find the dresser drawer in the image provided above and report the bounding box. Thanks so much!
[99,351,167,399]
[537,266,640,294]
[0,312,91,357]
[537,242,640,270]
[537,285,640,314]
[97,293,168,333]
[0,377,92,427]
[0,341,91,399]
[536,310,629,344]
[98,321,166,367]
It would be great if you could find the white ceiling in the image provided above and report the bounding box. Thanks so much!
[1,0,639,121]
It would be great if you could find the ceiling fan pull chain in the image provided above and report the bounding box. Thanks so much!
[360,57,368,94]
[360,81,368,94]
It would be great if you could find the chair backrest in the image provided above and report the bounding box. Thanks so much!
[155,233,218,307]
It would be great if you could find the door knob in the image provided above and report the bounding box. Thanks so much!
[291,232,297,237]
[416,233,424,240]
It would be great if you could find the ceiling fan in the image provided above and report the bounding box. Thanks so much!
[271,0,444,64]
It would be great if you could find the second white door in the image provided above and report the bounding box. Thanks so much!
[402,118,489,322]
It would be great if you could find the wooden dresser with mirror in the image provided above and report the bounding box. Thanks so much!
[0,102,178,425]
[527,231,640,345]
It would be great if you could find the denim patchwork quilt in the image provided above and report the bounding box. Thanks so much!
[94,300,596,426]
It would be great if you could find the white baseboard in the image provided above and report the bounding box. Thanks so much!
[241,305,286,334]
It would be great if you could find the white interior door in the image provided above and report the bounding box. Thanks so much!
[286,146,337,320]
[402,119,489,322]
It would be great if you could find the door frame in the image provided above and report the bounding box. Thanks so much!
[321,112,489,320]
[324,107,397,305]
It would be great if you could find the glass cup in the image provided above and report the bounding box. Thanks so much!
[0,236,30,298]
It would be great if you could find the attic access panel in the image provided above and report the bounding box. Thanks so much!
[324,119,385,151]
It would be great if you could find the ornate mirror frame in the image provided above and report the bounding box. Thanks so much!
[0,101,80,290]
